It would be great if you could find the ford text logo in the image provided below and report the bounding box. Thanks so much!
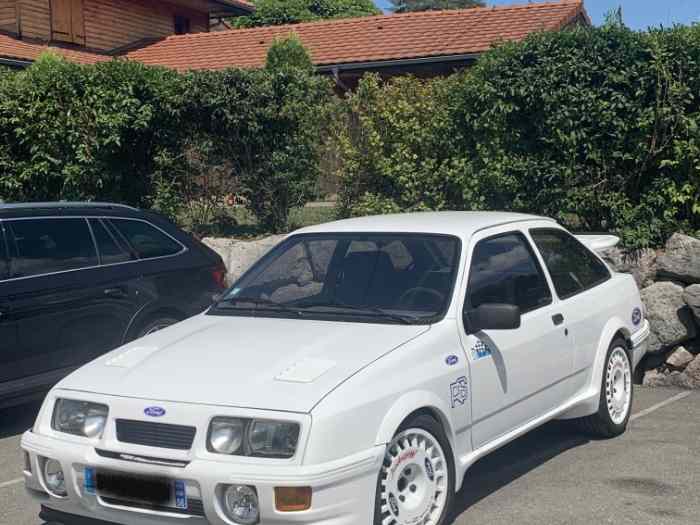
[144,406,166,417]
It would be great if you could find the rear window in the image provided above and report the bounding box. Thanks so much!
[7,218,98,278]
[109,219,183,260]
[89,219,133,265]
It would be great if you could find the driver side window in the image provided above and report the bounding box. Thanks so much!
[467,232,552,314]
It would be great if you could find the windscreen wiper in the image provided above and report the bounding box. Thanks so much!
[214,296,302,315]
[298,300,418,325]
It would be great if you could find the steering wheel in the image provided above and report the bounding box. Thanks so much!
[398,287,445,308]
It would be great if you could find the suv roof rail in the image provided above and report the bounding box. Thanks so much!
[0,201,140,211]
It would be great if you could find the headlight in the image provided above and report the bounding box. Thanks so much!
[52,399,109,438]
[207,418,300,459]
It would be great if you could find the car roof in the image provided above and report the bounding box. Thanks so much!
[0,201,142,219]
[294,211,556,238]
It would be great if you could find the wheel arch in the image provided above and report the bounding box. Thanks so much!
[123,305,186,343]
[375,390,456,456]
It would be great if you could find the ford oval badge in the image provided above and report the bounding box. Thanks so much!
[632,307,642,326]
[144,406,166,417]
[446,355,459,366]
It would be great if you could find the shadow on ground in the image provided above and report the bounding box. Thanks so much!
[448,421,590,523]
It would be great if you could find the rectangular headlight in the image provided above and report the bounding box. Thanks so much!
[52,399,109,439]
[207,417,299,459]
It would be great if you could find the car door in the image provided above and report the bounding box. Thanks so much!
[529,227,614,394]
[459,226,574,449]
[5,216,135,381]
[0,221,21,385]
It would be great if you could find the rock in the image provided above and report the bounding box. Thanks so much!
[657,233,700,284]
[683,284,700,324]
[641,282,697,353]
[666,346,695,369]
[600,247,657,288]
[676,354,700,389]
[643,369,683,388]
[203,235,286,285]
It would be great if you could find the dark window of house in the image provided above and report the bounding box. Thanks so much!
[89,219,133,265]
[109,219,182,260]
[530,228,611,299]
[174,15,191,35]
[467,232,552,314]
[7,218,98,278]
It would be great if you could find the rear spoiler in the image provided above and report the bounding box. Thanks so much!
[575,234,620,251]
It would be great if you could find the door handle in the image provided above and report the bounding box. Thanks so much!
[104,287,127,298]
[552,313,565,326]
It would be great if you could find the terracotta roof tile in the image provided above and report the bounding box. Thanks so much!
[126,0,587,71]
[0,33,109,65]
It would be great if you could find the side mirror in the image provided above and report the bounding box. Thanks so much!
[463,303,521,334]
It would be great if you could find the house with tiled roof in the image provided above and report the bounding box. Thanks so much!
[0,0,589,85]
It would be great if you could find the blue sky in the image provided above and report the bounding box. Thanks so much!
[373,1,700,30]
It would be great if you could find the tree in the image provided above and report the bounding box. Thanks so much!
[389,0,485,13]
[234,0,380,28]
[265,34,314,73]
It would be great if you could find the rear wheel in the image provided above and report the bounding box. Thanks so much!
[577,338,633,438]
[374,414,455,525]
[135,316,179,339]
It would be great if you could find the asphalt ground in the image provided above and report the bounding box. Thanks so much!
[0,387,697,525]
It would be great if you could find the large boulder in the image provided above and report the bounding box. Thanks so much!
[600,247,657,288]
[656,233,700,284]
[203,235,286,285]
[666,346,695,369]
[641,282,697,353]
[676,354,700,389]
[643,369,683,388]
[683,284,700,324]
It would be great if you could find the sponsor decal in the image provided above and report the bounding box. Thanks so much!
[144,406,166,417]
[174,480,187,510]
[445,355,459,366]
[424,458,435,481]
[450,376,468,408]
[84,467,96,495]
[632,307,642,326]
[472,340,492,360]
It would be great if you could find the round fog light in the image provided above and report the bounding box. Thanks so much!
[43,458,67,497]
[223,485,259,524]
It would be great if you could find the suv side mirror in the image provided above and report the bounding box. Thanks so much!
[463,303,521,334]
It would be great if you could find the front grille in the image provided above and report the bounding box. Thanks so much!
[101,496,205,517]
[115,419,196,450]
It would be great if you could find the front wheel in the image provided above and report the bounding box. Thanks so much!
[374,414,455,525]
[576,338,633,438]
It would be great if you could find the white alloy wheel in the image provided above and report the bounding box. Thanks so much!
[605,347,632,425]
[379,428,449,525]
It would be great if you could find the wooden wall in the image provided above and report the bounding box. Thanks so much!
[0,0,17,33]
[14,0,210,51]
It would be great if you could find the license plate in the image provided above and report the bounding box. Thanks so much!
[85,468,187,510]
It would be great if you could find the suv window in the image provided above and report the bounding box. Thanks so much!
[89,219,133,265]
[109,219,182,260]
[530,228,611,299]
[468,232,552,314]
[0,224,8,280]
[7,218,98,278]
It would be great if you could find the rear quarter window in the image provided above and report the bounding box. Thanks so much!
[530,228,611,299]
[109,218,183,260]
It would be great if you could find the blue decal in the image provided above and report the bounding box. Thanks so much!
[472,340,492,360]
[632,307,642,326]
[174,480,187,510]
[445,355,459,366]
[450,376,468,408]
[144,406,166,417]
[84,467,96,495]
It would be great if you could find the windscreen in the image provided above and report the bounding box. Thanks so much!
[211,233,461,325]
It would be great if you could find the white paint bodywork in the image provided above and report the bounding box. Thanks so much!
[22,212,649,525]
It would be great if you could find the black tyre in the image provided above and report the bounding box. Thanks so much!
[134,316,179,339]
[576,337,633,438]
[374,413,455,525]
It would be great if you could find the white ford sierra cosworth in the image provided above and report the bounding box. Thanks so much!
[21,212,650,525]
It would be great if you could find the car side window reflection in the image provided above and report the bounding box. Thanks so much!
[89,219,133,265]
[0,225,8,280]
[7,218,98,278]
[530,228,611,299]
[109,219,182,260]
[468,232,552,314]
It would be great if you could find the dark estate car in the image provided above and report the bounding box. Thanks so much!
[0,202,226,408]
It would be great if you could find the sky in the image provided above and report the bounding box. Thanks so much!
[373,1,700,30]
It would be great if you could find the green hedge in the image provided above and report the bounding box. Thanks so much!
[338,24,700,248]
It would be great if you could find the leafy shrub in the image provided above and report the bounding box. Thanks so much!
[266,34,314,73]
[234,0,380,28]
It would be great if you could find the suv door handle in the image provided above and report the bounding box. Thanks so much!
[552,313,565,326]
[104,287,127,298]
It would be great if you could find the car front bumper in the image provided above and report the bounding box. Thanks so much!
[21,429,384,525]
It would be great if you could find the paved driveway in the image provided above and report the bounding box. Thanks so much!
[1,387,698,525]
